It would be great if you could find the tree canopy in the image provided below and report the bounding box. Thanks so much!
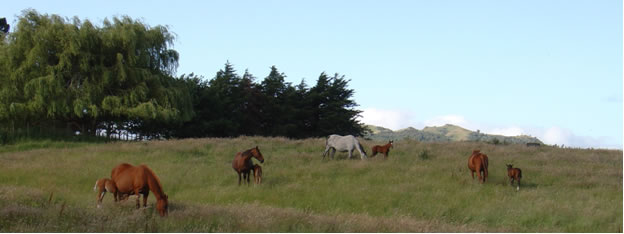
[0,10,367,141]
[168,62,368,139]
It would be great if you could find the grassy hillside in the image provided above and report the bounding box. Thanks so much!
[0,137,621,232]
[365,124,543,145]
[422,124,473,141]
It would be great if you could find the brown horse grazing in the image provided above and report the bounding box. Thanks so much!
[371,140,393,158]
[94,178,118,208]
[506,164,523,191]
[252,164,262,185]
[468,150,489,183]
[232,146,265,185]
[111,163,169,217]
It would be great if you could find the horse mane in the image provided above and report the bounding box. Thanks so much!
[139,165,166,199]
[241,148,254,158]
[242,147,261,159]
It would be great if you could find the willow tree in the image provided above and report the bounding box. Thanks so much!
[0,9,192,138]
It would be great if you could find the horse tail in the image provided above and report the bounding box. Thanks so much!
[481,155,489,178]
[93,180,98,192]
[482,155,489,169]
[518,169,522,179]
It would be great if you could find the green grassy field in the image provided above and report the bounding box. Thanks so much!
[0,137,621,232]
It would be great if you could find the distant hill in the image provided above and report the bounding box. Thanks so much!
[364,124,543,145]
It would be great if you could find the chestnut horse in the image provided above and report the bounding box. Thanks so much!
[232,146,265,185]
[94,178,131,208]
[371,140,393,158]
[111,163,169,216]
[94,178,118,208]
[467,150,489,183]
[506,164,522,191]
[252,164,262,185]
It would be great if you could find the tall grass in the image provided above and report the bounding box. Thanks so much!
[0,137,621,232]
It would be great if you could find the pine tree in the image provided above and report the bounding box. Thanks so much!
[203,61,242,137]
[238,70,264,136]
[308,72,366,137]
[260,66,289,136]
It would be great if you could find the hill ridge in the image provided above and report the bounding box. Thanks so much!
[364,124,543,145]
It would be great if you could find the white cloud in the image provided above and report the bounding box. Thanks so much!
[359,108,420,130]
[535,126,620,149]
[423,115,467,127]
[487,126,526,136]
[541,126,571,146]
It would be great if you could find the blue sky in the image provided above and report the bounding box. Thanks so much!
[4,1,623,149]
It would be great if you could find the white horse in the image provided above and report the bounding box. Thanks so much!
[323,134,368,160]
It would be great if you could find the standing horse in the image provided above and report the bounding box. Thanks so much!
[93,178,118,208]
[232,146,265,185]
[252,164,262,185]
[111,163,169,217]
[322,134,368,160]
[371,140,393,158]
[467,150,489,183]
[506,164,523,191]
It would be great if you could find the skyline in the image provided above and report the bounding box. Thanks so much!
[4,0,622,148]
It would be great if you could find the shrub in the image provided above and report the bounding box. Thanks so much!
[418,149,432,160]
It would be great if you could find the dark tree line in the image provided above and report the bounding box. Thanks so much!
[164,62,367,139]
[0,10,367,141]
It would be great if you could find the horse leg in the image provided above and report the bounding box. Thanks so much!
[142,192,149,208]
[252,171,256,185]
[96,190,105,208]
[246,171,251,185]
[476,166,483,183]
[323,146,330,159]
[254,173,258,185]
[331,148,336,159]
[483,169,488,183]
[238,172,242,186]
[517,177,521,191]
[480,170,486,183]
[135,194,141,209]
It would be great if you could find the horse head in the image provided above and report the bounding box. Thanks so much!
[389,140,394,148]
[506,164,513,169]
[157,194,169,217]
[252,146,264,163]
